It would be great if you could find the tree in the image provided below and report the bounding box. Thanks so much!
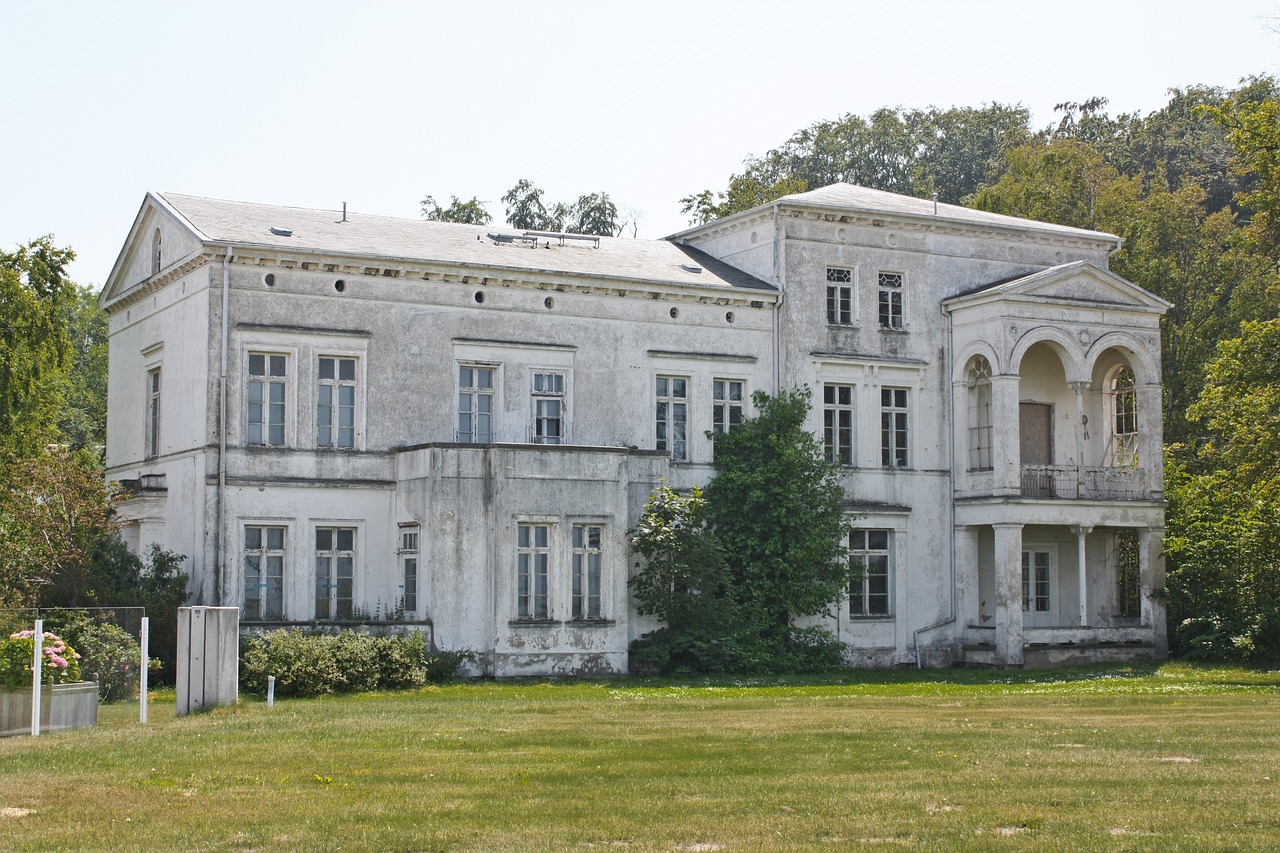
[420,195,492,225]
[0,237,76,454]
[501,179,558,231]
[0,446,120,608]
[1165,319,1280,662]
[1208,78,1280,252]
[55,285,108,451]
[628,388,852,673]
[557,192,620,236]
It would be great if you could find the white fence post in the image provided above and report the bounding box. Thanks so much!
[139,616,150,724]
[30,618,43,737]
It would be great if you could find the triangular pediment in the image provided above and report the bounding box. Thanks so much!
[99,193,208,309]
[944,261,1171,314]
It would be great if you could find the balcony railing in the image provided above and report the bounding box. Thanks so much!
[1020,465,1149,500]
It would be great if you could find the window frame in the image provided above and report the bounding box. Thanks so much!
[145,365,162,460]
[655,374,690,461]
[571,523,605,621]
[1021,547,1054,614]
[711,378,745,438]
[314,525,357,621]
[966,356,994,471]
[457,363,497,444]
[826,267,854,326]
[242,524,286,622]
[316,355,358,450]
[247,351,289,447]
[1109,365,1139,467]
[530,370,567,445]
[822,383,855,467]
[848,528,892,617]
[877,271,905,331]
[399,526,420,616]
[880,387,910,468]
[1114,529,1140,618]
[516,522,552,620]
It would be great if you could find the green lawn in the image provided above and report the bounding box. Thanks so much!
[1,663,1278,851]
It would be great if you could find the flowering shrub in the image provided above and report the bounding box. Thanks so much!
[0,631,82,688]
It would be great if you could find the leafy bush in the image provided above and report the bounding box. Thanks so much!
[39,609,153,701]
[240,630,470,698]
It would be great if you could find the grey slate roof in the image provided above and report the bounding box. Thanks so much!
[157,193,774,292]
[673,182,1120,245]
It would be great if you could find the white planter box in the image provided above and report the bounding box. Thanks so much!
[0,682,99,737]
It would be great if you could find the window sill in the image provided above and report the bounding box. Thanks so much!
[566,618,615,628]
[878,327,908,334]
[508,619,557,627]
[826,323,856,329]
[847,615,894,621]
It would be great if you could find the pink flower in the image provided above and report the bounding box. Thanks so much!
[49,655,68,669]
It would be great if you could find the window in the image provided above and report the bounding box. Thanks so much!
[823,384,854,466]
[849,529,891,616]
[878,272,903,330]
[151,228,162,276]
[532,372,565,444]
[1110,366,1138,466]
[826,267,853,325]
[655,375,688,461]
[712,379,744,437]
[516,523,550,619]
[572,524,603,620]
[458,366,494,443]
[315,527,355,620]
[247,353,286,446]
[1115,529,1140,618]
[145,367,161,459]
[966,356,993,470]
[880,388,909,468]
[317,356,356,448]
[1022,550,1052,612]
[400,528,419,614]
[243,526,284,621]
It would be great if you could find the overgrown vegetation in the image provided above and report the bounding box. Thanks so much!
[239,629,470,697]
[630,388,852,674]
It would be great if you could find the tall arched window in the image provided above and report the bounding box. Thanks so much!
[151,228,162,275]
[1110,366,1138,466]
[966,355,993,470]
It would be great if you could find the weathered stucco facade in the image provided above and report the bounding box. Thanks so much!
[101,184,1169,673]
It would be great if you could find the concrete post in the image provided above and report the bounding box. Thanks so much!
[1071,526,1092,626]
[992,523,1024,666]
[176,606,239,715]
[991,375,1021,495]
[1140,527,1168,658]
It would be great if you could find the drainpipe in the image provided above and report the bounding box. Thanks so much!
[215,245,234,605]
[771,202,784,393]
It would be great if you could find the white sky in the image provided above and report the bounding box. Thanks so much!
[3,1,1277,288]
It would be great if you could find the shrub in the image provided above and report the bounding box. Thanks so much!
[0,631,82,688]
[239,630,469,698]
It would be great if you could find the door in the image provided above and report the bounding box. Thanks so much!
[1021,548,1056,627]
[1019,402,1053,465]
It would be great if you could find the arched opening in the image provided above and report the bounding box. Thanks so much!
[1107,365,1138,467]
[965,355,993,470]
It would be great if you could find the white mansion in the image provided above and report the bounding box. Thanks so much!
[101,184,1169,673]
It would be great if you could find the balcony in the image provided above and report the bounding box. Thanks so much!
[1020,465,1150,500]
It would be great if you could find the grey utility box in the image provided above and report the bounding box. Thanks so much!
[176,606,239,715]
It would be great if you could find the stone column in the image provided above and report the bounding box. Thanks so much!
[1071,525,1093,626]
[992,522,1024,666]
[954,524,981,636]
[1140,526,1168,658]
[1070,381,1090,497]
[1138,382,1164,499]
[991,374,1021,496]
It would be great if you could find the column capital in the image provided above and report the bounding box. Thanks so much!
[1070,525,1094,537]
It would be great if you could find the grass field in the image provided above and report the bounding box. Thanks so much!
[1,663,1277,851]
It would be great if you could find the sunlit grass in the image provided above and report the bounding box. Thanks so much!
[2,663,1278,851]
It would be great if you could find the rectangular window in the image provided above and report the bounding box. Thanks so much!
[145,367,161,459]
[401,528,419,614]
[532,371,565,444]
[849,529,891,616]
[317,356,356,449]
[243,526,285,621]
[826,267,853,325]
[516,523,550,620]
[247,353,286,446]
[878,272,904,330]
[655,376,688,461]
[458,366,494,443]
[823,384,854,466]
[572,524,603,620]
[1115,529,1140,618]
[1022,550,1051,612]
[315,527,355,621]
[712,379,744,437]
[880,387,909,468]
